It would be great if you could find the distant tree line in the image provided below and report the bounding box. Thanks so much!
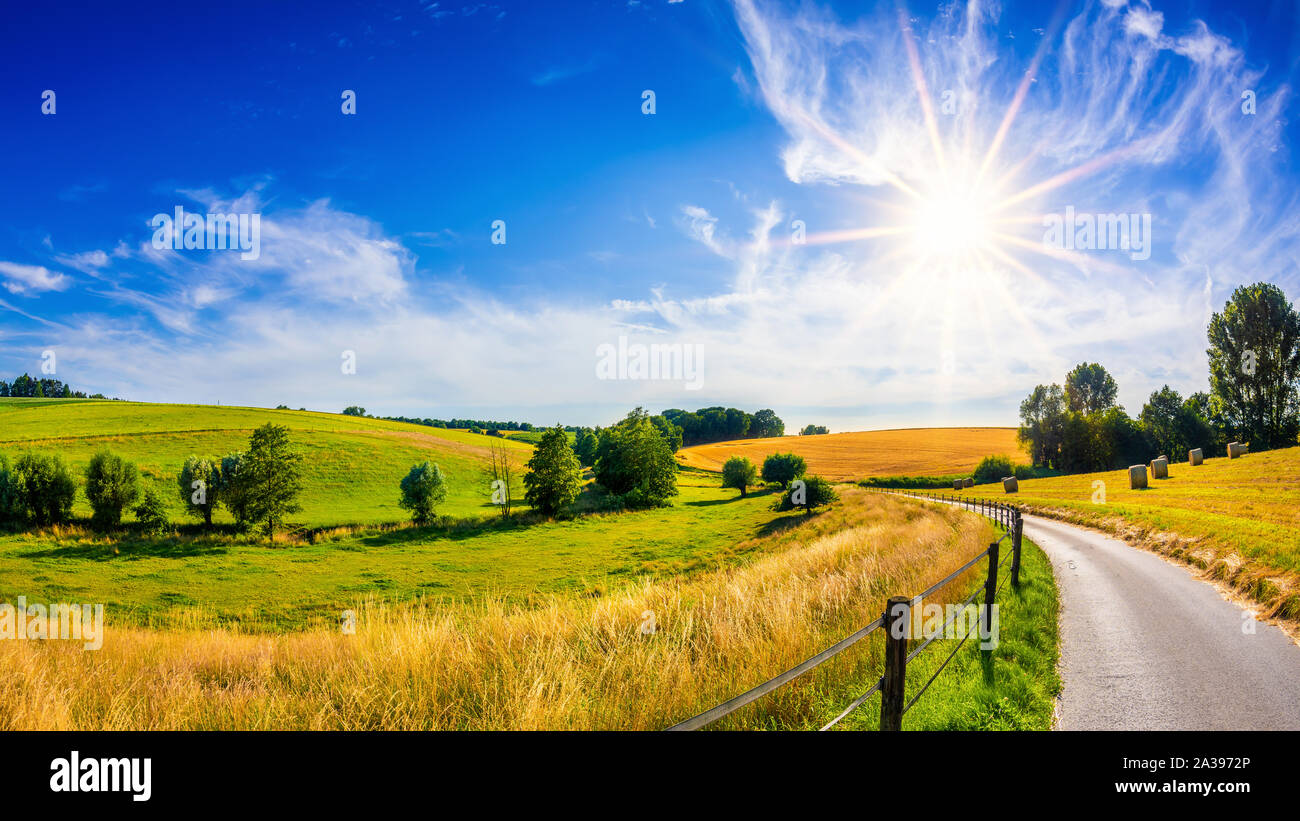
[660,407,784,446]
[1019,283,1300,472]
[0,373,115,399]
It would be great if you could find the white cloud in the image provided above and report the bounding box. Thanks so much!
[0,261,70,294]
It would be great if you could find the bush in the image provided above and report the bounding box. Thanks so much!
[15,452,77,526]
[399,461,448,525]
[134,488,169,535]
[524,426,583,516]
[83,449,140,528]
[761,452,807,488]
[1013,463,1036,480]
[0,455,26,527]
[972,455,1015,485]
[721,456,758,497]
[780,474,837,514]
[177,456,220,526]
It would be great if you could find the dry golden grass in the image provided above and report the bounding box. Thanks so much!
[0,488,995,730]
[678,427,1028,480]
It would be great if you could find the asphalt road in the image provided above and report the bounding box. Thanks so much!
[1022,513,1300,730]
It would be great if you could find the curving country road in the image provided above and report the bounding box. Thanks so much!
[1021,513,1300,730]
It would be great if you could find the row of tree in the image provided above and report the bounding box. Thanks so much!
[0,424,306,537]
[660,407,785,446]
[343,405,538,433]
[720,451,837,513]
[1018,283,1300,472]
[0,373,112,399]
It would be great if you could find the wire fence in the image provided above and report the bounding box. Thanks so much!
[666,487,1024,732]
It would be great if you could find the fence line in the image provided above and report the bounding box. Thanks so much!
[666,487,1023,732]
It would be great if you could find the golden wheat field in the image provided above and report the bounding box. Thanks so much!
[0,489,1000,731]
[677,428,1028,480]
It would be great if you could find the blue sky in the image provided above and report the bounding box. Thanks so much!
[2,0,1298,431]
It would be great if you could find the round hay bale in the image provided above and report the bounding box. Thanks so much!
[1228,442,1248,459]
[1002,476,1018,494]
[1151,457,1169,480]
[1188,448,1203,466]
[1129,464,1148,490]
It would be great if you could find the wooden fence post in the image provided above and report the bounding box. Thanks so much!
[880,596,910,731]
[1011,512,1023,588]
[983,542,999,640]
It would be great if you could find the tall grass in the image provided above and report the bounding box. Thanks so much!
[0,489,1053,730]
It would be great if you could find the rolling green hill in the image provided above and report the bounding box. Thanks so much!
[0,398,533,525]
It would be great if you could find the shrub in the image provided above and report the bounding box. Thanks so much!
[399,462,448,525]
[761,452,807,488]
[1013,463,1036,480]
[972,455,1015,485]
[524,426,583,516]
[0,455,26,527]
[780,475,837,515]
[721,456,757,497]
[177,456,221,526]
[134,488,169,536]
[15,452,77,526]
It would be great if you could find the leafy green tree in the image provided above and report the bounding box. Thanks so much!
[177,456,221,526]
[593,409,678,508]
[342,406,367,416]
[398,461,447,525]
[972,454,1014,485]
[237,424,304,537]
[750,408,785,438]
[573,429,599,467]
[760,452,806,488]
[134,488,169,536]
[1139,386,1187,459]
[14,453,76,526]
[219,452,249,525]
[650,414,684,453]
[721,456,758,497]
[799,424,829,435]
[1207,282,1300,450]
[781,475,837,515]
[524,426,583,516]
[84,449,141,527]
[1064,363,1119,415]
[1018,384,1067,468]
[0,455,26,527]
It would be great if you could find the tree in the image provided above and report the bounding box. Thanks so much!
[219,452,249,525]
[593,409,678,508]
[134,488,169,536]
[0,455,26,527]
[1207,282,1300,450]
[799,424,829,436]
[524,426,583,516]
[342,406,367,417]
[781,475,837,515]
[721,456,758,497]
[972,455,1014,485]
[14,453,76,526]
[488,440,516,518]
[237,424,304,537]
[1064,363,1119,414]
[1018,384,1067,468]
[177,456,221,526]
[1139,386,1186,459]
[750,408,785,439]
[573,429,599,467]
[398,461,447,525]
[760,452,806,488]
[84,449,141,527]
[650,414,684,453]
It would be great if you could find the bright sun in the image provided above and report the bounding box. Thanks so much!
[906,183,995,270]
